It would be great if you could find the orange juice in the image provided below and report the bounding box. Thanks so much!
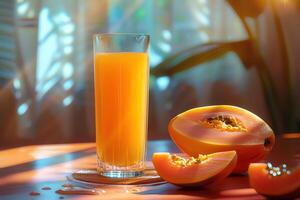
[94,52,148,167]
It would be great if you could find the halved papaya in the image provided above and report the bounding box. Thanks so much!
[169,105,275,173]
[152,151,237,187]
[249,163,300,198]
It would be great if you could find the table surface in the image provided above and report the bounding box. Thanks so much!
[1,134,300,200]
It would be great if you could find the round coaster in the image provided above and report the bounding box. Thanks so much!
[71,168,165,186]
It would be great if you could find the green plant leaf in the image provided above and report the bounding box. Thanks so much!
[151,39,255,77]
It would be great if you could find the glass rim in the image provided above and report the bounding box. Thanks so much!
[93,33,150,38]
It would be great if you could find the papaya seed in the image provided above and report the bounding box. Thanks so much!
[171,154,208,167]
[200,115,247,132]
[266,162,291,177]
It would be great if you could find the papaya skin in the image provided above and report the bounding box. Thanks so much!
[152,151,237,187]
[168,105,275,173]
[169,128,267,173]
[249,163,300,198]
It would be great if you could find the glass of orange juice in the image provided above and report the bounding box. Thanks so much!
[93,33,149,178]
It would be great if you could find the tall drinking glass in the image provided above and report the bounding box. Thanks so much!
[93,33,149,178]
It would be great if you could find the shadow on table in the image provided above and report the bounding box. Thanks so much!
[0,180,63,195]
[137,175,262,199]
[0,147,95,180]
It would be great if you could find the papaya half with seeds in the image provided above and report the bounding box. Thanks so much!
[168,105,275,173]
[249,162,300,198]
[152,151,237,187]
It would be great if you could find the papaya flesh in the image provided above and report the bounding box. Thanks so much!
[249,163,300,198]
[169,105,275,173]
[152,151,237,187]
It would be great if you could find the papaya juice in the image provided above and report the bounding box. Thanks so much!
[94,52,148,168]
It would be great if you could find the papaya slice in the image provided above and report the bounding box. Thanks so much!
[168,105,275,173]
[152,151,237,187]
[249,163,300,198]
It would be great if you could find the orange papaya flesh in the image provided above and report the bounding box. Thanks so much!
[249,162,300,198]
[169,105,275,173]
[152,151,237,187]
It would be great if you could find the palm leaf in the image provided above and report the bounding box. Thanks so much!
[227,0,295,131]
[151,38,281,131]
[151,39,254,77]
[226,0,266,18]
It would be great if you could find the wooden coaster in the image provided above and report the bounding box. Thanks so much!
[72,168,165,185]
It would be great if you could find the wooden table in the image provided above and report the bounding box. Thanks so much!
[1,135,300,200]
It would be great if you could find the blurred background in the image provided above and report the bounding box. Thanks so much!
[0,0,299,148]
